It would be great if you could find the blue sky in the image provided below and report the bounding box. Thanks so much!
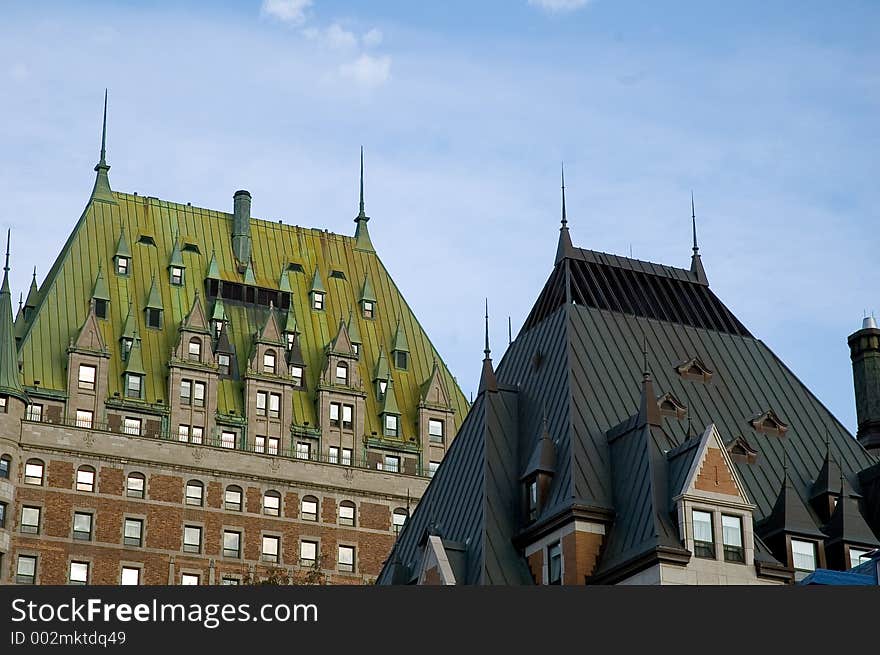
[0,0,878,432]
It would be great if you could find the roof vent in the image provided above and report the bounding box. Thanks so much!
[330,270,346,280]
[863,316,878,330]
[749,409,789,436]
[657,392,687,420]
[182,243,201,254]
[137,235,156,246]
[287,262,304,273]
[675,356,713,382]
[726,435,759,464]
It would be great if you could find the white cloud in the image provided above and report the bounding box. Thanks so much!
[261,0,312,25]
[339,54,391,88]
[528,0,591,12]
[324,23,358,50]
[362,28,383,48]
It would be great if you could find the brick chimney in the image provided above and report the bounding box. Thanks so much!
[849,316,880,452]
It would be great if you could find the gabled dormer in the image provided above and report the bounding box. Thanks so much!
[322,318,361,389]
[750,409,789,436]
[168,236,185,286]
[657,391,687,420]
[391,318,409,370]
[213,323,237,379]
[249,303,285,377]
[113,226,131,277]
[210,297,226,341]
[380,377,401,438]
[91,265,110,320]
[67,301,111,425]
[144,276,163,330]
[119,303,137,361]
[521,419,557,524]
[809,445,845,523]
[373,346,391,399]
[359,273,377,320]
[347,310,362,358]
[418,359,456,459]
[172,293,211,365]
[675,356,713,383]
[122,331,146,400]
[726,435,759,465]
[282,305,298,351]
[310,267,326,311]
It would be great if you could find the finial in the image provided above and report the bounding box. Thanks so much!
[18,292,23,312]
[508,315,512,346]
[99,88,108,166]
[3,229,9,274]
[642,334,649,377]
[484,298,491,359]
[358,146,365,218]
[560,162,568,229]
[691,191,698,254]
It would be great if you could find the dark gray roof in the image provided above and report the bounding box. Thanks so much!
[758,472,828,540]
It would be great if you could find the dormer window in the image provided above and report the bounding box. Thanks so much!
[692,510,715,559]
[791,539,817,573]
[214,320,224,339]
[378,379,388,398]
[286,332,295,350]
[849,547,872,568]
[121,337,133,360]
[146,308,162,330]
[394,351,408,370]
[95,299,108,320]
[125,373,143,400]
[217,353,231,376]
[336,361,349,385]
[263,350,276,374]
[188,338,202,362]
[170,266,184,286]
[352,343,359,357]
[362,300,374,319]
[383,414,399,437]
[721,515,744,563]
[527,478,538,522]
[750,410,789,436]
[312,292,325,311]
[290,365,303,387]
[116,256,129,276]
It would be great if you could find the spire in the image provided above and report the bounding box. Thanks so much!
[145,275,163,310]
[380,376,401,415]
[347,309,362,346]
[124,329,146,376]
[353,146,374,252]
[90,89,116,204]
[282,303,297,334]
[689,192,708,285]
[24,267,39,316]
[121,302,138,341]
[555,162,575,265]
[637,338,662,427]
[0,230,27,403]
[391,317,409,354]
[479,298,498,393]
[168,233,184,269]
[91,264,110,302]
[206,249,220,280]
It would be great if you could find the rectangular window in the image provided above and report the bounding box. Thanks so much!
[527,479,538,521]
[193,381,206,407]
[296,442,311,460]
[268,436,280,455]
[428,419,444,442]
[301,498,318,521]
[548,542,562,585]
[329,446,339,464]
[0,395,7,413]
[429,461,440,478]
[69,561,89,585]
[392,510,407,535]
[268,393,281,419]
[78,364,97,390]
[850,548,872,568]
[300,540,317,566]
[221,577,240,585]
[16,555,37,584]
[0,455,8,478]
[124,518,143,547]
[146,308,162,329]
[95,299,108,319]
[0,501,6,529]
[72,512,92,541]
[180,380,192,405]
[75,410,94,429]
[791,539,817,572]
[76,468,95,492]
[395,351,408,369]
[126,374,142,399]
[338,545,355,573]
[217,353,231,376]
[123,417,142,436]
[341,404,354,430]
[262,535,280,563]
[225,488,242,511]
[312,292,324,311]
[126,474,145,498]
[21,506,41,534]
[263,351,276,374]
[178,425,190,442]
[362,300,374,319]
[384,414,399,437]
[221,431,236,449]
[254,435,266,453]
[339,503,355,526]
[264,493,281,516]
[170,266,184,286]
[26,404,43,422]
[223,531,242,559]
[121,567,140,585]
[256,391,267,416]
[185,482,203,506]
[721,515,745,563]
[116,256,129,276]
[329,402,340,427]
[183,526,202,554]
[692,510,715,559]
[190,426,203,445]
[342,448,352,466]
[180,573,199,585]
[383,455,400,473]
[290,365,303,387]
[24,461,43,485]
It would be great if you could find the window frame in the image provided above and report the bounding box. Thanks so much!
[342,404,354,430]
[69,560,90,585]
[125,373,143,399]
[337,544,355,573]
[268,393,281,419]
[295,442,311,460]
[20,505,41,534]
[383,454,400,473]
[428,419,445,442]
[721,514,745,563]
[123,517,144,547]
[301,496,318,522]
[548,542,562,585]
[126,473,145,499]
[170,266,184,286]
[183,525,203,554]
[692,509,716,559]
[26,404,43,422]
[263,490,281,517]
[791,538,818,572]
[75,409,94,429]
[78,364,97,391]
[123,417,142,436]
[338,501,356,527]
[188,338,202,362]
[24,459,44,485]
[262,535,281,563]
[0,454,9,480]
[312,291,324,311]
[120,566,141,585]
[72,511,93,541]
[76,466,96,493]
[223,530,242,559]
[384,413,399,437]
[263,350,277,375]
[221,431,236,449]
[300,540,318,567]
[335,361,349,385]
[16,554,37,584]
[392,509,408,535]
[224,485,243,511]
[116,256,129,276]
[185,480,204,507]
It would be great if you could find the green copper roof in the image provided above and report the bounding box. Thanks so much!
[210,297,226,322]
[374,346,390,381]
[124,334,146,376]
[114,226,131,259]
[90,90,116,205]
[354,147,375,253]
[91,265,110,302]
[380,377,401,415]
[347,309,362,345]
[360,273,377,304]
[391,318,409,352]
[283,305,297,334]
[279,268,292,293]
[24,269,39,309]
[243,261,257,286]
[310,266,325,294]
[121,303,137,340]
[168,236,184,268]
[17,184,468,439]
[145,276,163,310]
[0,233,27,402]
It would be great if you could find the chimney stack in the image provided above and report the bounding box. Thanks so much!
[232,190,252,271]
[848,315,880,452]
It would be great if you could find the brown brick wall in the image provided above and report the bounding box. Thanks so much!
[561,530,603,584]
[206,481,221,509]
[694,448,739,496]
[527,550,543,584]
[47,460,74,489]
[361,501,390,530]
[322,497,337,524]
[98,467,123,495]
[149,474,183,503]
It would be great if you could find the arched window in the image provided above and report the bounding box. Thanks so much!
[301,495,318,521]
[263,490,281,516]
[263,350,276,374]
[392,508,408,535]
[188,337,202,362]
[126,472,145,498]
[24,459,44,485]
[335,361,348,385]
[338,500,356,526]
[185,480,204,507]
[224,485,243,511]
[0,453,11,479]
[76,465,96,492]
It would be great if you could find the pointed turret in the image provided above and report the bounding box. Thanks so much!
[168,234,184,268]
[380,376,401,416]
[374,346,391,382]
[283,304,298,335]
[278,267,292,293]
[256,302,284,346]
[478,299,498,393]
[310,267,325,294]
[328,316,355,355]
[758,465,825,542]
[206,250,220,280]
[689,192,708,285]
[0,231,27,403]
[347,309,362,350]
[120,303,137,360]
[243,260,256,286]
[91,89,116,204]
[391,317,409,354]
[555,163,575,265]
[145,276,162,311]
[210,297,227,324]
[114,226,131,260]
[354,147,375,252]
[23,268,39,319]
[124,330,146,377]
